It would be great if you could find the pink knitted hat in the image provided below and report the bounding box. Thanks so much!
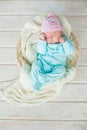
[41,12,63,32]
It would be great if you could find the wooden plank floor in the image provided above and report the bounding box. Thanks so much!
[0,0,87,130]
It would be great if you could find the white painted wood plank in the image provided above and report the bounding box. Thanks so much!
[0,102,87,120]
[67,17,87,31]
[0,16,32,31]
[0,32,19,47]
[0,31,86,48]
[0,1,87,15]
[79,49,87,65]
[0,48,86,65]
[52,84,87,101]
[75,31,87,48]
[0,65,19,81]
[0,16,87,31]
[0,120,87,130]
[0,48,17,64]
[0,0,86,127]
[71,66,87,83]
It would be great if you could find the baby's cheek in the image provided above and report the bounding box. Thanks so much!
[47,38,53,43]
[52,37,59,43]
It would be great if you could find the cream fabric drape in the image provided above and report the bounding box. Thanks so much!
[0,14,80,107]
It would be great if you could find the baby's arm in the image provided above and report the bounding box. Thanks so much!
[37,34,47,54]
[62,37,75,56]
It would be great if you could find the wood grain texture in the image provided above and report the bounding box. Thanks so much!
[0,65,19,81]
[0,16,87,31]
[0,102,87,120]
[0,120,87,130]
[0,1,87,15]
[0,0,87,129]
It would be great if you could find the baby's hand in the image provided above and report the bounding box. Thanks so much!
[59,37,66,43]
[39,32,46,41]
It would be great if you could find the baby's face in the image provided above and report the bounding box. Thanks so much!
[45,31,62,44]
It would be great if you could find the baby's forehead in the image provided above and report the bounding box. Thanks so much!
[45,31,62,36]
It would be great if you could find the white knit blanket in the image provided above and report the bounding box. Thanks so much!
[0,14,80,107]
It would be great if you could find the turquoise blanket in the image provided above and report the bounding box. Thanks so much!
[30,34,75,91]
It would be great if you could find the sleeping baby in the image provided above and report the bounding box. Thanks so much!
[30,12,75,92]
